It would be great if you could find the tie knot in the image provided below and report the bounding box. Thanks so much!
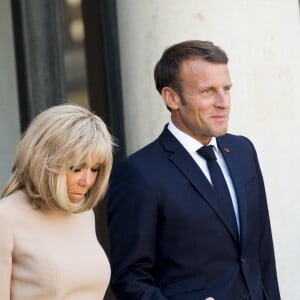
[197,145,217,161]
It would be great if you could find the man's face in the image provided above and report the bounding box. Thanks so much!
[169,58,232,145]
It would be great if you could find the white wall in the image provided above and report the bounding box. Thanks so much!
[0,0,20,190]
[116,0,300,298]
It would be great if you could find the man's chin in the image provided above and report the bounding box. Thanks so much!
[213,128,228,137]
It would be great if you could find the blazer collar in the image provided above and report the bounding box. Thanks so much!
[217,137,248,251]
[159,127,239,245]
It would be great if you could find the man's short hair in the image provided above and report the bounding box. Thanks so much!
[154,40,228,96]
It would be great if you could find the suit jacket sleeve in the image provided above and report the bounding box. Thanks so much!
[253,147,281,299]
[259,162,280,299]
[0,210,13,300]
[107,161,167,300]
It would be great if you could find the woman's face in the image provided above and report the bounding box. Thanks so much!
[66,157,101,203]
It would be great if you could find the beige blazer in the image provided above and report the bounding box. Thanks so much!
[0,190,110,300]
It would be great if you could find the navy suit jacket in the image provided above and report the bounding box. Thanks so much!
[107,127,280,300]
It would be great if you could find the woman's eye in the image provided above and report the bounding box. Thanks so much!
[70,166,83,172]
[70,164,100,173]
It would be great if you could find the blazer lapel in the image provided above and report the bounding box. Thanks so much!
[217,137,248,251]
[159,128,239,245]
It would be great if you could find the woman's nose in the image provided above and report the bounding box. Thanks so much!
[78,172,92,187]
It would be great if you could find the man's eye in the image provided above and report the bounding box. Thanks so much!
[201,88,211,94]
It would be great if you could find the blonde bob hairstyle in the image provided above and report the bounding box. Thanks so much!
[1,104,114,213]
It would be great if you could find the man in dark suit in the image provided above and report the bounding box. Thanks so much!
[107,40,280,300]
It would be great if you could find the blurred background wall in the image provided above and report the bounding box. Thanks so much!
[0,0,20,189]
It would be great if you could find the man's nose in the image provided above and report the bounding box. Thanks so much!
[215,90,230,108]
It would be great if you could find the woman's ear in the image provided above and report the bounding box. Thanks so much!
[161,87,181,111]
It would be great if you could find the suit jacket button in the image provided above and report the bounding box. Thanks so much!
[239,295,249,300]
[240,257,246,264]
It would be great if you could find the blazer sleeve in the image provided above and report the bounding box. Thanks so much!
[0,210,13,300]
[107,161,167,300]
[252,144,281,299]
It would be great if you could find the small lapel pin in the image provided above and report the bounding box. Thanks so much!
[224,147,230,153]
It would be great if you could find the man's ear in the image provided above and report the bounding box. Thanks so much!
[161,87,181,110]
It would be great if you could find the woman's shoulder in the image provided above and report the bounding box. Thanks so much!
[0,190,31,216]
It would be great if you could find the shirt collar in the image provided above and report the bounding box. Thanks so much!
[167,119,219,154]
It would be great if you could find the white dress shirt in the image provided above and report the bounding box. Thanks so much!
[167,120,240,234]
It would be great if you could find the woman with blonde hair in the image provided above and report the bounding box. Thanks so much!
[0,104,114,299]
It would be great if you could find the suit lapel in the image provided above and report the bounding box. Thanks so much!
[159,128,239,245]
[217,137,248,251]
